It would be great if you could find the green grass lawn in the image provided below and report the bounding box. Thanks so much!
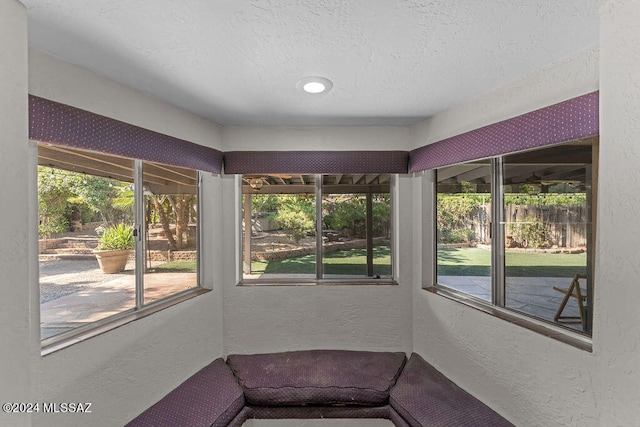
[251,245,392,276]
[152,260,197,273]
[437,247,586,277]
[149,247,583,278]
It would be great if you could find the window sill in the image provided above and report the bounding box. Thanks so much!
[239,278,398,287]
[424,285,592,352]
[41,288,210,356]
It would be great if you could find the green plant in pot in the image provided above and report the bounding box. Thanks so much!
[93,223,135,273]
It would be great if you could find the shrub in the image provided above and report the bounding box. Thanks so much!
[38,219,68,239]
[95,223,135,250]
[437,195,479,244]
[508,216,548,249]
[273,196,315,243]
[439,227,474,244]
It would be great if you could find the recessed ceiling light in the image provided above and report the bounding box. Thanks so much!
[297,76,333,94]
[303,81,326,93]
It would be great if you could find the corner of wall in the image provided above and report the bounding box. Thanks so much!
[408,46,601,427]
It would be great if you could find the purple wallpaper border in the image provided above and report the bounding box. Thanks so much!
[29,95,224,173]
[223,150,410,174]
[30,91,598,176]
[409,91,599,172]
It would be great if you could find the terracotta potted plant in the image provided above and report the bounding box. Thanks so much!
[93,223,135,274]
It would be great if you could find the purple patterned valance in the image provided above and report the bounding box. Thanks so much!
[224,151,409,174]
[29,95,223,173]
[409,91,599,172]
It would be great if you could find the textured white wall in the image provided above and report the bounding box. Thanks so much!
[222,125,412,151]
[0,1,30,426]
[410,49,601,426]
[27,50,226,426]
[411,46,599,151]
[221,125,413,357]
[220,127,414,355]
[29,49,222,151]
[6,3,639,426]
[597,1,640,425]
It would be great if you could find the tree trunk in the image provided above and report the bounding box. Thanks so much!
[173,195,194,250]
[153,197,177,250]
[174,196,185,249]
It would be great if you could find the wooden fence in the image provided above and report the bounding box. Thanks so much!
[469,203,588,248]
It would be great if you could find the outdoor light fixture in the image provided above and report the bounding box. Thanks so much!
[248,177,264,190]
[297,76,333,94]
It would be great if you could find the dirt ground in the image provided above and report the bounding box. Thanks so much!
[250,232,317,251]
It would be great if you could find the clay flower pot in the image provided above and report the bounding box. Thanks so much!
[94,249,131,274]
[93,223,135,273]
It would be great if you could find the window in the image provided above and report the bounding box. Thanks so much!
[39,144,201,344]
[436,159,492,301]
[435,139,596,336]
[242,174,393,282]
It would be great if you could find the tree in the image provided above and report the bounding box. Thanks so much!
[272,195,315,243]
[324,195,365,238]
[372,194,391,238]
[72,177,130,224]
[38,167,130,237]
[436,194,479,243]
[323,194,391,239]
[38,167,74,238]
[149,194,196,250]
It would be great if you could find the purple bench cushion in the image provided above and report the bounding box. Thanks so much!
[246,405,391,420]
[390,353,514,427]
[126,358,245,427]
[227,350,407,406]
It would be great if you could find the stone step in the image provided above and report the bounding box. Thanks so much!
[41,248,95,255]
[39,253,97,261]
[57,242,97,249]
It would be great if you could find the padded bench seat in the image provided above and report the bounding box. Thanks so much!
[390,353,514,427]
[126,358,245,427]
[127,350,514,426]
[226,349,407,407]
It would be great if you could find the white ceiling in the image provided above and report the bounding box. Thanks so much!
[21,0,598,127]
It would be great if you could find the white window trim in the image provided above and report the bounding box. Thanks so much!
[424,152,595,351]
[236,174,399,286]
[38,151,207,354]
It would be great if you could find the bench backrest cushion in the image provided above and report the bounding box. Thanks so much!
[245,404,392,420]
[126,358,245,427]
[390,353,514,427]
[227,350,407,406]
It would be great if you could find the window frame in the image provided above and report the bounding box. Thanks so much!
[39,145,209,355]
[237,174,398,286]
[427,142,596,351]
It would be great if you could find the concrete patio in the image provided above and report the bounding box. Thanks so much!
[438,275,587,333]
[41,272,196,340]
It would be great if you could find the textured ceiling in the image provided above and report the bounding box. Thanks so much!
[21,0,598,126]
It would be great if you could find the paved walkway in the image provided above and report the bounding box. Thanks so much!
[41,272,195,340]
[438,275,586,332]
[41,269,586,339]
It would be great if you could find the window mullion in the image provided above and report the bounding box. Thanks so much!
[196,172,203,289]
[243,191,252,275]
[491,157,505,307]
[315,174,323,280]
[366,191,374,277]
[134,159,145,309]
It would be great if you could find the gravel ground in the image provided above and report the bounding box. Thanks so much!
[39,259,133,304]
